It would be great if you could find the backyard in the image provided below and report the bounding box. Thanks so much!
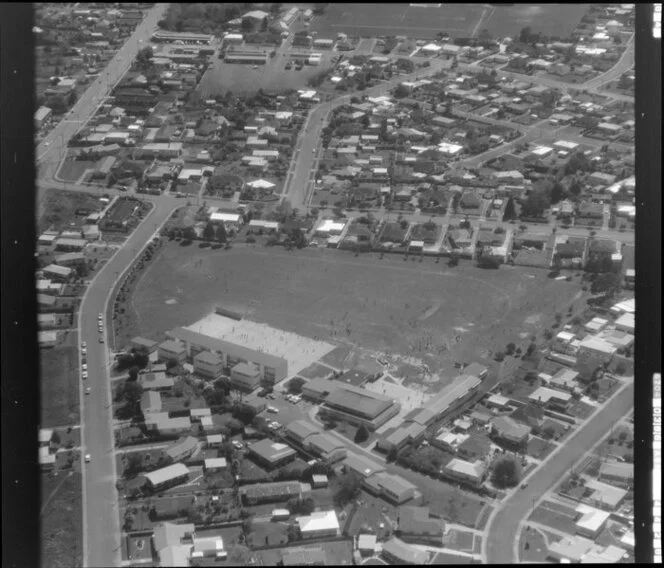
[125,243,584,382]
[41,472,82,568]
[40,331,80,428]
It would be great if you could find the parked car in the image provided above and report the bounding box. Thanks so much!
[267,406,279,414]
[82,371,88,379]
[85,454,91,463]
[232,441,244,449]
[99,336,104,343]
[85,387,91,395]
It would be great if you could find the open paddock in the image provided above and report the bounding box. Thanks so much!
[198,53,335,97]
[127,243,584,381]
[310,4,487,40]
[41,331,80,428]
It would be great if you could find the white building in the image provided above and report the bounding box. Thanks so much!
[296,510,340,539]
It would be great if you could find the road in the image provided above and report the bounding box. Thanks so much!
[36,3,168,215]
[37,23,636,567]
[482,379,634,564]
[79,195,177,567]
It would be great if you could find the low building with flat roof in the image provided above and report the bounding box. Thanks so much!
[599,461,633,485]
[284,420,320,445]
[444,458,487,488]
[343,453,385,479]
[306,433,347,463]
[302,378,337,402]
[141,391,162,414]
[144,463,190,492]
[139,371,174,391]
[165,436,199,463]
[364,472,416,505]
[575,504,611,539]
[248,439,297,469]
[240,480,305,505]
[585,478,628,511]
[320,383,400,431]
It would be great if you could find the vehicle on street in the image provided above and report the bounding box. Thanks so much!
[267,406,279,413]
[232,441,244,449]
[82,370,88,379]
[520,483,529,489]
[82,363,87,371]
[85,387,91,395]
[85,454,91,463]
[98,313,103,320]
[266,393,275,400]
[99,336,105,343]
[81,341,87,348]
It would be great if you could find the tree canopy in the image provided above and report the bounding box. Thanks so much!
[491,457,520,489]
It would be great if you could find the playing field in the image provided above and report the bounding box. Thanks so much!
[310,3,590,40]
[198,53,335,97]
[310,3,487,39]
[127,244,582,382]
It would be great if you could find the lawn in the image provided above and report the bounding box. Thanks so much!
[444,529,475,552]
[528,501,578,534]
[386,463,487,528]
[310,4,486,39]
[40,331,80,428]
[57,157,100,184]
[127,243,583,383]
[39,188,105,233]
[198,54,334,97]
[247,519,288,547]
[519,525,550,563]
[41,472,82,568]
[526,436,556,460]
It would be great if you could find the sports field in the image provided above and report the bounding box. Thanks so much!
[310,3,590,40]
[127,244,582,383]
[198,53,334,97]
[310,3,487,39]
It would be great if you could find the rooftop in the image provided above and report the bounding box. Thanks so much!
[324,383,395,421]
[296,510,339,534]
[249,438,297,464]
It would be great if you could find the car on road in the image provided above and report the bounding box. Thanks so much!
[232,441,244,449]
[44,141,50,146]
[85,454,91,463]
[85,387,91,395]
[268,421,281,430]
[82,370,88,379]
[520,483,529,489]
[98,313,103,320]
[267,406,279,414]
[81,363,87,371]
[99,336,105,343]
[266,393,276,400]
[81,341,87,348]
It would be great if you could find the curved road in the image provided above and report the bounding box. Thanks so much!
[483,379,634,563]
[38,23,636,567]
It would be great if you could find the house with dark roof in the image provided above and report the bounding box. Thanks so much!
[397,506,445,546]
[509,403,546,430]
[490,416,530,447]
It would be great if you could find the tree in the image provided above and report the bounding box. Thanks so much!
[521,190,550,219]
[203,222,215,241]
[67,90,78,107]
[216,222,227,243]
[505,343,516,356]
[491,457,520,489]
[519,26,533,44]
[288,377,306,394]
[122,381,143,404]
[332,472,362,507]
[127,366,140,381]
[136,46,154,69]
[287,497,315,516]
[590,273,621,295]
[75,262,89,278]
[355,424,370,444]
[542,426,556,440]
[124,453,144,478]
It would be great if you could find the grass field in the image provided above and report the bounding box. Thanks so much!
[310,3,487,39]
[39,189,104,233]
[519,525,550,563]
[126,243,583,383]
[41,472,82,568]
[198,53,334,97]
[481,4,590,39]
[40,331,80,428]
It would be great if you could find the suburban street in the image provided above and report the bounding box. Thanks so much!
[78,195,177,567]
[36,3,168,216]
[482,379,634,564]
[36,20,638,567]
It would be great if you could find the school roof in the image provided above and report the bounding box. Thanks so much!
[248,439,297,464]
[408,374,482,426]
[193,350,222,365]
[343,453,385,478]
[308,433,345,455]
[144,463,190,486]
[381,537,429,565]
[168,326,288,371]
[285,419,321,440]
[324,383,395,420]
[296,510,339,534]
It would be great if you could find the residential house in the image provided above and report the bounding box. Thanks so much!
[444,458,487,488]
[509,404,545,431]
[397,506,445,546]
[296,510,340,540]
[165,436,200,463]
[141,391,162,415]
[239,480,304,505]
[248,439,297,470]
[144,463,190,493]
[363,472,416,505]
[490,416,530,447]
[381,538,429,565]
